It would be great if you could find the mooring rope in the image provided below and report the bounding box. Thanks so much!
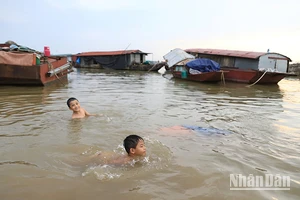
[246,70,268,87]
[221,70,226,85]
[47,59,65,86]
[147,63,159,72]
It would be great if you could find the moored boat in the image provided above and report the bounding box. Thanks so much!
[172,70,226,82]
[0,42,73,86]
[72,50,160,71]
[220,67,291,84]
[185,48,296,84]
[162,48,227,83]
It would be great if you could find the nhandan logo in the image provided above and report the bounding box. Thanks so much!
[230,174,290,190]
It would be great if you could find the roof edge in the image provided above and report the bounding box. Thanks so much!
[76,49,148,57]
[259,52,292,62]
[185,48,292,62]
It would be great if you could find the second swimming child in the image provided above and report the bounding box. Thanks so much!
[67,97,97,119]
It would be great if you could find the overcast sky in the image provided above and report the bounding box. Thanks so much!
[1,0,300,62]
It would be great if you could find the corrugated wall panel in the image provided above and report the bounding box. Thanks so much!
[130,54,143,64]
[235,59,259,70]
[193,53,235,67]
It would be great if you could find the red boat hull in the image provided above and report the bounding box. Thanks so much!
[221,68,293,84]
[172,71,226,82]
[0,57,71,86]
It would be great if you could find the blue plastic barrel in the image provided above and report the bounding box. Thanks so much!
[181,70,187,78]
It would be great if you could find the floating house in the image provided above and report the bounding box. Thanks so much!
[73,50,156,70]
[184,48,294,84]
[185,48,292,72]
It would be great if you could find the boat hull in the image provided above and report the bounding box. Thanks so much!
[220,68,294,84]
[172,71,225,82]
[0,57,71,86]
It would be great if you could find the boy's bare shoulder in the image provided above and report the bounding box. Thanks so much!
[94,152,132,165]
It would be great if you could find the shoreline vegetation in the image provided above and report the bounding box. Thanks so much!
[289,63,300,75]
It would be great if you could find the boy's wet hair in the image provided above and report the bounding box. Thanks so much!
[123,135,144,154]
[67,97,78,108]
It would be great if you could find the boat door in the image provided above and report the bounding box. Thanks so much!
[275,59,288,72]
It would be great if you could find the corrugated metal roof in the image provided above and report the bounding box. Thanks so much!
[0,43,10,48]
[185,48,292,61]
[163,48,195,67]
[76,50,148,57]
[185,48,266,59]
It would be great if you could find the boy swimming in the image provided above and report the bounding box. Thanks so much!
[123,134,146,157]
[94,135,146,165]
[67,97,96,119]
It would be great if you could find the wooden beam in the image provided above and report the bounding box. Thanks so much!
[46,63,72,77]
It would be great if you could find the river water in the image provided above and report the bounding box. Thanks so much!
[1,69,300,200]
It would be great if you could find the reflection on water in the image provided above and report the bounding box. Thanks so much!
[1,69,300,199]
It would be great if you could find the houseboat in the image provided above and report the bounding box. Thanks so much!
[73,50,160,71]
[185,48,296,84]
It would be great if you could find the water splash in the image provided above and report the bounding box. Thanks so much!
[81,137,172,181]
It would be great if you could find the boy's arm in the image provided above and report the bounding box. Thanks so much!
[83,108,103,117]
[84,108,96,116]
[109,155,132,165]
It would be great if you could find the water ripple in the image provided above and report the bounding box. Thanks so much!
[0,133,39,137]
[0,161,38,167]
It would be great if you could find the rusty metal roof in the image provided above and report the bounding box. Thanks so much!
[0,43,10,48]
[185,48,292,61]
[76,50,148,57]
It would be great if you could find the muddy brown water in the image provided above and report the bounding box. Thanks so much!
[1,69,300,200]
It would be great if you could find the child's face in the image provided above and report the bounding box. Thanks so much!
[132,139,146,156]
[69,100,81,112]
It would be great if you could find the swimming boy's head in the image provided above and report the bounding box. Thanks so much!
[67,97,78,108]
[123,135,146,157]
[67,97,82,113]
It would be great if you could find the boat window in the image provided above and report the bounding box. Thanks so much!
[175,66,186,72]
